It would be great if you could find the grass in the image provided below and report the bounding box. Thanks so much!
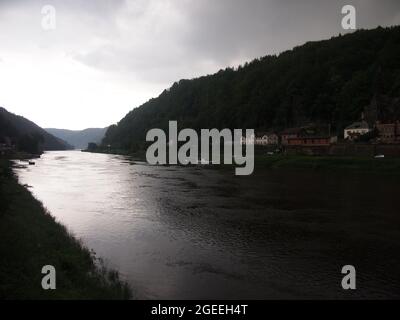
[0,159,132,299]
[85,146,400,174]
[254,154,400,174]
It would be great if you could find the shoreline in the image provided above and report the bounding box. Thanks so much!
[254,154,400,174]
[0,158,132,299]
[82,148,400,175]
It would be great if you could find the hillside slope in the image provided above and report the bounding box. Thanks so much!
[102,26,400,152]
[46,128,107,150]
[0,107,72,153]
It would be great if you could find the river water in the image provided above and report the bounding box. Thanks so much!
[14,150,400,299]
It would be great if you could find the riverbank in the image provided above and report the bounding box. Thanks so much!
[0,159,131,299]
[254,154,400,174]
[84,147,400,175]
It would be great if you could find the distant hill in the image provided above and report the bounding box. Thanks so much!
[102,26,400,152]
[0,107,72,154]
[45,128,108,149]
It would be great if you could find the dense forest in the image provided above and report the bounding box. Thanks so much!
[102,26,400,152]
[0,107,71,154]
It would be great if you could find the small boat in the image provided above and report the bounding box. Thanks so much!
[28,161,36,165]
[374,154,385,159]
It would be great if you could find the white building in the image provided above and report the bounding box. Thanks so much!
[255,133,279,145]
[241,134,255,145]
[344,121,371,140]
[241,133,278,145]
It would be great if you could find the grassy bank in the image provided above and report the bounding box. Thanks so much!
[84,147,400,174]
[0,159,131,299]
[254,154,400,174]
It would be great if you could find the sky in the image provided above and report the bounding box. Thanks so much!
[0,0,399,130]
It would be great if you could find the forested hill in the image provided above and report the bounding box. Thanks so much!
[0,107,72,154]
[45,128,107,150]
[102,26,400,151]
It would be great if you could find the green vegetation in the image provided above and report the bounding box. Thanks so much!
[253,154,400,174]
[102,26,400,153]
[0,107,72,154]
[0,159,131,299]
[85,145,400,174]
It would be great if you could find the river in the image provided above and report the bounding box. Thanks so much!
[14,150,400,299]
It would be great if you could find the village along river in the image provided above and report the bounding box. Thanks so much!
[14,150,400,299]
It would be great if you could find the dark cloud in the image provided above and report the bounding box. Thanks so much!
[0,0,399,129]
[1,0,400,84]
[66,0,400,84]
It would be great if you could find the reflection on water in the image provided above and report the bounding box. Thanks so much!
[14,151,400,299]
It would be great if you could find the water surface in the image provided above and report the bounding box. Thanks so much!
[14,151,400,299]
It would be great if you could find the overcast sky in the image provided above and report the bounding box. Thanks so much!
[0,0,399,129]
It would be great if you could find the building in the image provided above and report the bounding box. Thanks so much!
[241,132,279,145]
[254,132,279,145]
[287,136,338,147]
[344,121,370,141]
[280,127,303,145]
[241,133,255,145]
[266,133,279,145]
[376,121,400,144]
